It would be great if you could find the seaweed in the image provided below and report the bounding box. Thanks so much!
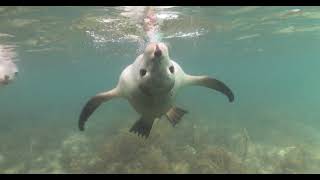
[192,146,246,174]
[56,120,248,174]
[2,116,320,174]
[91,130,169,173]
[276,145,310,174]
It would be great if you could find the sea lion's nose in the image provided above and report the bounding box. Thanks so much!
[154,44,162,58]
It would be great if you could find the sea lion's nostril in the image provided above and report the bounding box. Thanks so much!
[154,49,162,57]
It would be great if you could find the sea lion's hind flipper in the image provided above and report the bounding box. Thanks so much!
[166,107,188,127]
[79,88,119,131]
[129,117,155,138]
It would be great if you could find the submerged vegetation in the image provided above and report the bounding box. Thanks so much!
[0,118,319,174]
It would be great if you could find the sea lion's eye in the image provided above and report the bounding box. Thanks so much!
[169,66,174,74]
[140,69,147,77]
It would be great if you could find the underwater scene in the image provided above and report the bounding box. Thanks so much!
[0,6,320,174]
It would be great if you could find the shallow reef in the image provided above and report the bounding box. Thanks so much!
[91,125,246,173]
[1,118,320,174]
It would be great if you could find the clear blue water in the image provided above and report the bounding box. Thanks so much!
[0,6,320,173]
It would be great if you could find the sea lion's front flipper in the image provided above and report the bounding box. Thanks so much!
[79,88,120,131]
[184,75,234,102]
[129,117,155,138]
[166,107,188,127]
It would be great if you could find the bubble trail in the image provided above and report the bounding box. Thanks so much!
[143,6,163,43]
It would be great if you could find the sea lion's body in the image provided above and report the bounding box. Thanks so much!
[79,42,234,138]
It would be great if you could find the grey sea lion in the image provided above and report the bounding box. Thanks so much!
[0,60,18,85]
[0,45,18,86]
[79,42,234,138]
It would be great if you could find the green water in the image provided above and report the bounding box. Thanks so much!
[0,6,320,173]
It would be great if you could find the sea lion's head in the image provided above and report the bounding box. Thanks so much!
[0,60,18,86]
[138,42,175,96]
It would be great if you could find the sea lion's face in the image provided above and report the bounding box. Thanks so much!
[0,61,18,85]
[138,42,175,96]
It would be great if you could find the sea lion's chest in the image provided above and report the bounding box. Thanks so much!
[128,87,175,116]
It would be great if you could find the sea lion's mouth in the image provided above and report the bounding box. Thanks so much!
[0,79,10,85]
[139,81,174,97]
[0,75,11,85]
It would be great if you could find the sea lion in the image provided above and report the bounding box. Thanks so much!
[79,42,234,138]
[0,45,18,86]
[0,60,18,85]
